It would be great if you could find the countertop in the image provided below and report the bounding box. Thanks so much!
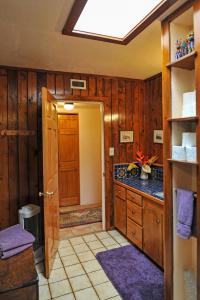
[114,177,164,203]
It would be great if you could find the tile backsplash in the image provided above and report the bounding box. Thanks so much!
[114,163,163,181]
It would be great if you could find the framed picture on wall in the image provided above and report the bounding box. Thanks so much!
[120,131,134,143]
[153,130,163,143]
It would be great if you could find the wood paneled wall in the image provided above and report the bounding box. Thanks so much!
[143,73,163,163]
[0,67,162,229]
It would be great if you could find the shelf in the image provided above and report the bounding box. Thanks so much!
[167,51,197,70]
[168,159,198,165]
[168,116,199,122]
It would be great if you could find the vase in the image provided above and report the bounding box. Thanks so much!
[140,169,148,180]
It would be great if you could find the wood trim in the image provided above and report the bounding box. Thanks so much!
[167,116,199,122]
[62,0,88,34]
[56,94,112,230]
[167,158,198,165]
[161,19,173,300]
[162,0,195,23]
[144,72,162,82]
[194,0,200,296]
[0,65,142,82]
[54,94,108,101]
[0,130,36,136]
[62,0,179,45]
[166,51,197,70]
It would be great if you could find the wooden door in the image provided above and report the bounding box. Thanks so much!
[41,87,59,278]
[58,114,80,206]
[143,199,164,267]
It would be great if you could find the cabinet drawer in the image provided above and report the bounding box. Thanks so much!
[114,184,126,200]
[127,218,143,250]
[126,189,142,206]
[127,200,142,226]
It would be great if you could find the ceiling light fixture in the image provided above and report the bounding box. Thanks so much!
[64,102,74,110]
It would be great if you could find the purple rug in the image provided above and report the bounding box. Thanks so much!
[96,245,164,300]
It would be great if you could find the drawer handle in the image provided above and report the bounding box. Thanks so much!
[156,219,160,224]
[132,210,136,215]
[132,230,136,236]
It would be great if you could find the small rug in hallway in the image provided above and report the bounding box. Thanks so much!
[96,245,164,300]
[60,206,102,228]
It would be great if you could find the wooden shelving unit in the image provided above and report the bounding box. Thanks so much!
[167,158,198,165]
[166,51,197,70]
[162,1,200,299]
[168,116,199,122]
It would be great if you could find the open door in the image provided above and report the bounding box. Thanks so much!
[40,87,59,278]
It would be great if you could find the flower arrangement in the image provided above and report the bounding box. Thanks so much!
[128,150,159,179]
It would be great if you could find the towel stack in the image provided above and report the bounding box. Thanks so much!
[176,188,194,239]
[0,224,35,259]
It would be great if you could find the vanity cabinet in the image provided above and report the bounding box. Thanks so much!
[114,183,164,267]
[127,192,143,250]
[114,185,126,235]
[143,198,164,267]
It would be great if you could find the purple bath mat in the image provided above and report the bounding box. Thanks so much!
[96,245,164,300]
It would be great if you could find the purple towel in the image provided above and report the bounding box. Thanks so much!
[176,188,194,239]
[0,224,35,258]
[1,243,32,259]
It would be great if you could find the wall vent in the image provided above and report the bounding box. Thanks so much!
[70,79,86,90]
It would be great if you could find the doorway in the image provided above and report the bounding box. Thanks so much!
[57,102,105,231]
[58,114,80,207]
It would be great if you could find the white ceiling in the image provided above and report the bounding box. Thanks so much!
[0,0,162,79]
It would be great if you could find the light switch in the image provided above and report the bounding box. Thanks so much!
[109,147,114,156]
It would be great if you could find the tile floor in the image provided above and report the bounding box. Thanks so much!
[37,223,130,300]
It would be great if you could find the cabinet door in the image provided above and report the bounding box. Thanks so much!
[114,196,126,235]
[143,199,164,267]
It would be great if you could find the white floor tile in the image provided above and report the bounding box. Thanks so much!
[70,236,84,245]
[113,235,127,244]
[87,240,103,250]
[38,272,48,286]
[59,240,71,249]
[49,279,72,298]
[53,293,75,300]
[101,237,117,247]
[65,263,85,278]
[77,251,95,263]
[73,243,89,254]
[95,281,118,300]
[69,274,91,292]
[106,244,120,250]
[83,234,97,243]
[120,241,131,246]
[39,284,51,300]
[108,230,120,237]
[92,248,106,255]
[82,260,102,273]
[88,270,109,286]
[52,258,63,270]
[48,267,67,283]
[75,287,99,300]
[59,246,75,257]
[61,254,79,267]
[96,232,110,240]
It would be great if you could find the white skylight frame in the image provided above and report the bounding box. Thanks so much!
[62,0,178,44]
[73,0,164,39]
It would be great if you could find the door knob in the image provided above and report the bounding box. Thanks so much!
[39,191,54,197]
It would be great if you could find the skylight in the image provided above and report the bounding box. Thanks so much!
[63,0,177,44]
[73,0,164,39]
